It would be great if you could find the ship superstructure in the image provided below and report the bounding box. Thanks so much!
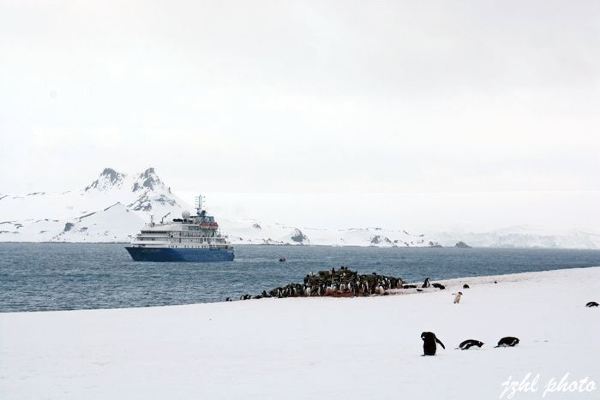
[125,195,234,262]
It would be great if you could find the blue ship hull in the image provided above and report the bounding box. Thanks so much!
[125,246,235,262]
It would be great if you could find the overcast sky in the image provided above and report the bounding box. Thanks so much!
[1,0,600,228]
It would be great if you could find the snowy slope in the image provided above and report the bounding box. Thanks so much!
[1,266,599,400]
[221,219,434,247]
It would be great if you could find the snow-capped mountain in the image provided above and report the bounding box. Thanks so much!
[0,168,186,242]
[2,168,599,248]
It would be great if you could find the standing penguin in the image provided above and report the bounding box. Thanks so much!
[421,332,446,356]
[453,291,463,304]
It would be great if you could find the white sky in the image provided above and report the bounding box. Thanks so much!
[175,190,600,232]
[1,0,600,230]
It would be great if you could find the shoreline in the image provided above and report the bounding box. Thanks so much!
[1,265,598,315]
[2,241,600,251]
[4,245,600,314]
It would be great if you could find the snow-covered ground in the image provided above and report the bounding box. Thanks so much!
[1,267,598,400]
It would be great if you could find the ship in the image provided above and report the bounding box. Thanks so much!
[125,195,234,262]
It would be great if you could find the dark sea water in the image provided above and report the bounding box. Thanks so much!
[1,243,600,312]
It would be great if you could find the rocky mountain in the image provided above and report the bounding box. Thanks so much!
[0,168,185,242]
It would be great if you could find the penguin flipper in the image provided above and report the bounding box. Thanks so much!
[436,338,446,349]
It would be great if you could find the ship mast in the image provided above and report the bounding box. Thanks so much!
[195,194,204,216]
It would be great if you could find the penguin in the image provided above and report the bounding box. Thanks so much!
[453,292,463,304]
[422,278,431,288]
[586,301,599,307]
[495,337,520,347]
[403,284,417,289]
[463,284,470,289]
[432,283,445,290]
[457,339,484,350]
[421,332,445,356]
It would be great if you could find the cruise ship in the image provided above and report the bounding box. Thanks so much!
[125,196,234,262]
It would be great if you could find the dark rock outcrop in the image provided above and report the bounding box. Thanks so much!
[371,235,393,245]
[132,167,162,192]
[291,228,308,244]
[85,168,125,191]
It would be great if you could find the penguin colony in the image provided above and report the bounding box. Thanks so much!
[231,268,453,301]
[233,267,416,300]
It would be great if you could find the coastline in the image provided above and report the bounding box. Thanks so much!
[1,266,599,399]
[3,241,600,251]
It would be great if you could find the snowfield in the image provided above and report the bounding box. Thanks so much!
[1,267,599,400]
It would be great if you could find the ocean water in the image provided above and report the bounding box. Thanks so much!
[1,243,600,312]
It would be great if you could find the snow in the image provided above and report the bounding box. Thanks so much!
[1,267,599,399]
[221,219,432,247]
